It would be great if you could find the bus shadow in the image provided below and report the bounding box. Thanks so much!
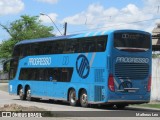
[12,98,159,112]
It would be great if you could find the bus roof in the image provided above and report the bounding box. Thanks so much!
[15,29,149,46]
[15,30,115,46]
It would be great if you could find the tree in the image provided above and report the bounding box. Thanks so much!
[0,15,54,59]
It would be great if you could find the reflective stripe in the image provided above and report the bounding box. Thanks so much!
[89,52,96,67]
[114,78,119,88]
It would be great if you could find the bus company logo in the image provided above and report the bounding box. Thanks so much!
[116,57,149,63]
[76,54,90,79]
[119,81,132,92]
[28,57,51,66]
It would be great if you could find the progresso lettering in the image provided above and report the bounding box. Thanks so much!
[116,57,149,63]
[28,57,51,66]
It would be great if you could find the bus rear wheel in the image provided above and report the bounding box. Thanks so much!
[69,89,77,106]
[26,88,32,101]
[80,90,88,107]
[19,87,25,100]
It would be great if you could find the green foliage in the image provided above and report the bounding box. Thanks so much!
[0,40,16,59]
[152,54,160,58]
[131,103,160,109]
[0,15,54,59]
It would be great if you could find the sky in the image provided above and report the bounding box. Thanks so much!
[0,0,160,42]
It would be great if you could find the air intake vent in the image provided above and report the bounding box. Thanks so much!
[94,86,105,102]
[94,69,105,82]
[115,63,149,80]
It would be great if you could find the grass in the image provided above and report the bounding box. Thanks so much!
[131,103,160,109]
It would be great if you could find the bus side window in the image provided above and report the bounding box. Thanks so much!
[61,68,68,82]
[96,39,107,52]
[30,69,36,80]
[19,68,28,80]
[38,69,45,80]
[64,40,75,53]
[47,68,54,81]
[54,42,60,54]
[37,44,44,55]
[97,43,103,51]
[53,69,59,81]
[60,68,73,82]
[23,44,31,56]
[89,43,95,52]
[73,40,79,53]
[56,41,65,54]
[19,69,24,80]
[44,42,52,54]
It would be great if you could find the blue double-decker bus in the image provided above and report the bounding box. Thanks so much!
[6,29,151,108]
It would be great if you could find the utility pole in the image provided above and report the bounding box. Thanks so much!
[64,22,67,36]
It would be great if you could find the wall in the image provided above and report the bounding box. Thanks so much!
[151,58,160,101]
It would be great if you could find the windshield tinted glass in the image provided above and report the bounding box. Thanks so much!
[114,32,150,52]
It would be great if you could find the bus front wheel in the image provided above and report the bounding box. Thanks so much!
[69,89,77,106]
[26,88,32,101]
[80,90,88,107]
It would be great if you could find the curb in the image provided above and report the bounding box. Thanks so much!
[128,106,160,111]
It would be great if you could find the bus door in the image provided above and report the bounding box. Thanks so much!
[45,68,57,97]
[48,68,72,99]
[51,68,63,98]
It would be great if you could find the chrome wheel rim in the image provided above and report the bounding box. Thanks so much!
[26,89,31,99]
[19,89,23,98]
[81,94,87,104]
[70,91,76,103]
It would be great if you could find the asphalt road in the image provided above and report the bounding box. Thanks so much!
[0,83,160,120]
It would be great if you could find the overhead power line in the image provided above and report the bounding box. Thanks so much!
[69,17,160,34]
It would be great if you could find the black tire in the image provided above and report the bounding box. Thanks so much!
[26,87,32,101]
[80,90,88,107]
[116,104,127,109]
[19,87,26,100]
[69,89,77,106]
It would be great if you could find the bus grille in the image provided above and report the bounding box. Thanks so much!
[115,63,149,80]
[94,86,104,102]
[94,69,105,82]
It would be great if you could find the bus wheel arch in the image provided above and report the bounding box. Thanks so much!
[79,88,88,107]
[17,84,25,100]
[25,85,32,101]
[68,88,77,106]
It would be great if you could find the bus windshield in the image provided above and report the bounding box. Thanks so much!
[114,32,150,52]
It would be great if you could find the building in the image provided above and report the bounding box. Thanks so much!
[152,23,160,51]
